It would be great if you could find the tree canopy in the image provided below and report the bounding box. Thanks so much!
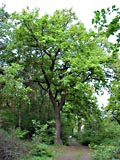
[0,6,112,144]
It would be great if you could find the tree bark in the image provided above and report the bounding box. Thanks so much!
[18,102,22,129]
[54,106,62,144]
[18,105,21,129]
[77,116,81,135]
[48,89,66,144]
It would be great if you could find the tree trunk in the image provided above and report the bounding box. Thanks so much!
[54,107,62,144]
[78,116,81,135]
[78,121,81,134]
[48,89,66,144]
[18,105,21,129]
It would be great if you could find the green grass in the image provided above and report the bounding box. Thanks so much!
[19,141,67,160]
[19,141,86,160]
[49,145,68,159]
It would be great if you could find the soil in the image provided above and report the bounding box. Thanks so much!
[54,140,91,160]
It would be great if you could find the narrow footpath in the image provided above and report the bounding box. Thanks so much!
[55,140,91,160]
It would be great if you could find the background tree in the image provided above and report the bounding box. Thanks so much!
[89,5,120,159]
[0,63,31,129]
[0,5,10,108]
[0,4,9,50]
[93,5,120,123]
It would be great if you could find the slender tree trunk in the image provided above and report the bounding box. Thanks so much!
[18,105,21,129]
[78,116,81,134]
[72,128,74,137]
[0,99,2,110]
[54,106,62,144]
[78,120,81,134]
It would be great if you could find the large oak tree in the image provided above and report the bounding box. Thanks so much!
[1,8,108,144]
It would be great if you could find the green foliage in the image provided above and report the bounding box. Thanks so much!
[78,120,103,145]
[20,143,53,160]
[106,58,120,123]
[91,8,120,159]
[93,5,120,36]
[61,113,74,145]
[21,157,51,160]
[20,156,52,160]
[1,63,32,106]
[66,83,100,121]
[32,120,55,144]
[9,7,107,93]
[0,109,16,129]
[106,80,120,123]
[0,6,119,160]
[91,144,120,160]
[0,6,109,143]
[92,5,120,54]
[31,143,53,157]
[15,128,29,139]
[90,121,120,159]
[0,63,32,129]
[0,4,10,50]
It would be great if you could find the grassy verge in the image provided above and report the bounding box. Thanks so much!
[50,145,68,159]
[19,141,68,160]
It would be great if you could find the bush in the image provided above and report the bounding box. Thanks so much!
[20,143,53,160]
[91,144,120,160]
[61,114,74,145]
[0,129,23,160]
[77,124,103,145]
[31,143,53,157]
[32,120,55,145]
[90,121,120,159]
[15,128,29,139]
[19,120,55,160]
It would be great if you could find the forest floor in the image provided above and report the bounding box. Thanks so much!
[54,139,91,160]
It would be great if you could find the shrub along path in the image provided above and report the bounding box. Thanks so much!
[54,139,91,160]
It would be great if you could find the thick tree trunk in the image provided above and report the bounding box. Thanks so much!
[54,107,62,144]
[48,89,66,144]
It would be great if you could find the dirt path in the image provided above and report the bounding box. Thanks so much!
[79,145,91,160]
[54,141,91,160]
